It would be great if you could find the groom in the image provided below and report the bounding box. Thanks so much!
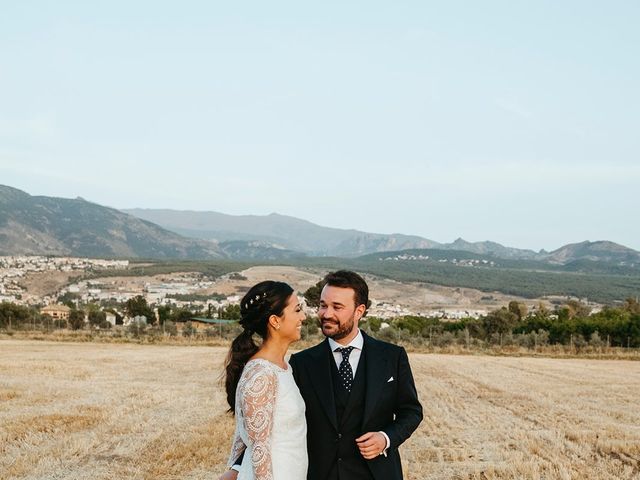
[224,270,423,480]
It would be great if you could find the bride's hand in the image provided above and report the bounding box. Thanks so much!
[218,469,238,480]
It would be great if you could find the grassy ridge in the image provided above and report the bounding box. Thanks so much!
[88,259,254,279]
[347,259,640,303]
[88,255,640,304]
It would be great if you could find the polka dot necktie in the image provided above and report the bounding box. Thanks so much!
[337,346,355,392]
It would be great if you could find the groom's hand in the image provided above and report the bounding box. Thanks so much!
[218,470,238,480]
[355,431,387,460]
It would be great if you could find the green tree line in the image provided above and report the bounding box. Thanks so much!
[359,298,640,348]
[3,295,639,349]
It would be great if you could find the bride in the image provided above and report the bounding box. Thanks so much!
[222,281,307,480]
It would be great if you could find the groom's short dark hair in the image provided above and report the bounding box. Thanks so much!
[322,270,370,314]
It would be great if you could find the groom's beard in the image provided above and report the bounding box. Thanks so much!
[320,314,355,341]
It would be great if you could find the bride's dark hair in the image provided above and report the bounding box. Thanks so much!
[224,280,294,412]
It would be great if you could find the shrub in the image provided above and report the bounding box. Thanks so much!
[221,323,243,340]
[432,331,456,347]
[53,319,68,329]
[68,310,86,330]
[589,331,605,347]
[98,319,112,329]
[127,320,147,338]
[164,321,178,337]
[146,326,163,341]
[363,316,383,333]
[375,326,400,343]
[571,334,588,351]
[182,321,197,338]
[205,327,218,338]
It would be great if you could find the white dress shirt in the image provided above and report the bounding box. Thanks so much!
[328,329,364,375]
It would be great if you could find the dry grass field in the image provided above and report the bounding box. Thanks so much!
[1,340,639,480]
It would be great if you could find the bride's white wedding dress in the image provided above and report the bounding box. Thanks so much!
[227,358,307,480]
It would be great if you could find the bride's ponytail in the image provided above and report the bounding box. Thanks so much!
[224,329,259,412]
[224,280,294,412]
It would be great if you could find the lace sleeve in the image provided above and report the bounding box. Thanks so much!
[241,362,278,480]
[226,420,246,469]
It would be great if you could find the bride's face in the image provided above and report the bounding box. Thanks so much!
[275,293,306,342]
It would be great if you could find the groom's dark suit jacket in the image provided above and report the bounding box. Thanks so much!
[289,332,423,480]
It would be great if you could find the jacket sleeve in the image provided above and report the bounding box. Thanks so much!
[384,346,423,448]
[289,353,300,384]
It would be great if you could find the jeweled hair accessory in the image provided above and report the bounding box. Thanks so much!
[244,292,268,309]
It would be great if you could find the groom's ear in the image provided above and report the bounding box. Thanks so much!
[354,303,366,321]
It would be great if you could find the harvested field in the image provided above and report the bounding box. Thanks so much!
[1,340,639,479]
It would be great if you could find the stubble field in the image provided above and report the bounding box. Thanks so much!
[1,340,639,480]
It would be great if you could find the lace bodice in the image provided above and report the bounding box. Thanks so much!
[227,358,307,480]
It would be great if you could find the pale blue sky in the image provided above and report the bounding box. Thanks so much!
[1,1,638,251]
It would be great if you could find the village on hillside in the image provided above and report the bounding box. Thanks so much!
[0,256,501,328]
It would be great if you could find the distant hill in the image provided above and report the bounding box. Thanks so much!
[218,240,306,260]
[437,238,541,260]
[545,241,640,265]
[354,245,640,275]
[0,185,223,259]
[122,208,640,265]
[122,208,440,257]
[340,248,640,303]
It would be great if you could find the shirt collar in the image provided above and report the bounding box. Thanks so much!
[328,329,364,352]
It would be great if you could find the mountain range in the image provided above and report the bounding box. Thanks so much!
[121,208,439,257]
[1,185,639,267]
[0,185,222,259]
[124,208,640,266]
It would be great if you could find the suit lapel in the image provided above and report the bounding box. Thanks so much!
[362,333,389,427]
[306,339,338,430]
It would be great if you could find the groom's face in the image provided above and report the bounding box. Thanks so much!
[318,285,365,342]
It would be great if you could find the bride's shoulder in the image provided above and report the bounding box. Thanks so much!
[247,357,287,371]
[238,359,280,396]
[241,358,282,381]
